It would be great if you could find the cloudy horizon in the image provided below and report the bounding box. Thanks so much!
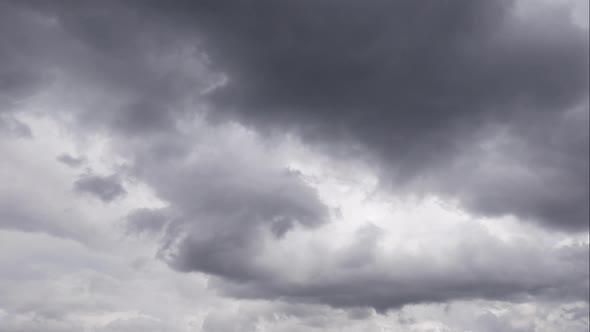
[0,0,589,331]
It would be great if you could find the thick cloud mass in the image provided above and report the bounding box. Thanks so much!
[202,218,589,311]
[0,0,588,330]
[2,0,588,230]
[133,0,589,231]
[204,0,588,230]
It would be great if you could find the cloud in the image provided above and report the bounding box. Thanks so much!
[0,0,588,328]
[124,126,588,310]
[0,114,32,138]
[56,153,86,168]
[132,0,588,231]
[209,225,589,311]
[122,121,329,281]
[4,0,586,229]
[416,105,589,231]
[0,2,54,114]
[74,174,126,203]
[95,317,166,332]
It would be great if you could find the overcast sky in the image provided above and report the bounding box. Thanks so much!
[0,0,588,331]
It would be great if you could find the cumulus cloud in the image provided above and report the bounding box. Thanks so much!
[118,121,329,281]
[0,0,588,330]
[2,0,587,229]
[208,221,589,311]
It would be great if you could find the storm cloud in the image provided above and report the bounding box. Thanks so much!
[0,0,588,330]
[144,0,589,231]
[9,0,585,230]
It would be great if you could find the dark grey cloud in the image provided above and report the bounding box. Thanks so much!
[2,0,330,309]
[56,154,86,168]
[416,105,590,231]
[125,140,589,311]
[133,0,588,231]
[210,237,589,312]
[74,174,126,203]
[0,2,54,114]
[3,0,587,230]
[0,0,215,141]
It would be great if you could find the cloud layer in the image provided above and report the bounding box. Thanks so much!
[0,0,588,330]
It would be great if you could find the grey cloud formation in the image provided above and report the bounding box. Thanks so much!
[210,229,589,311]
[0,0,215,141]
[56,154,85,168]
[0,2,53,113]
[122,124,329,281]
[74,174,126,203]
[418,106,590,231]
[136,0,589,231]
[3,0,587,230]
[0,0,588,328]
[125,141,588,311]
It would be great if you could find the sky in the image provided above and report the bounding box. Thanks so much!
[0,0,588,331]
